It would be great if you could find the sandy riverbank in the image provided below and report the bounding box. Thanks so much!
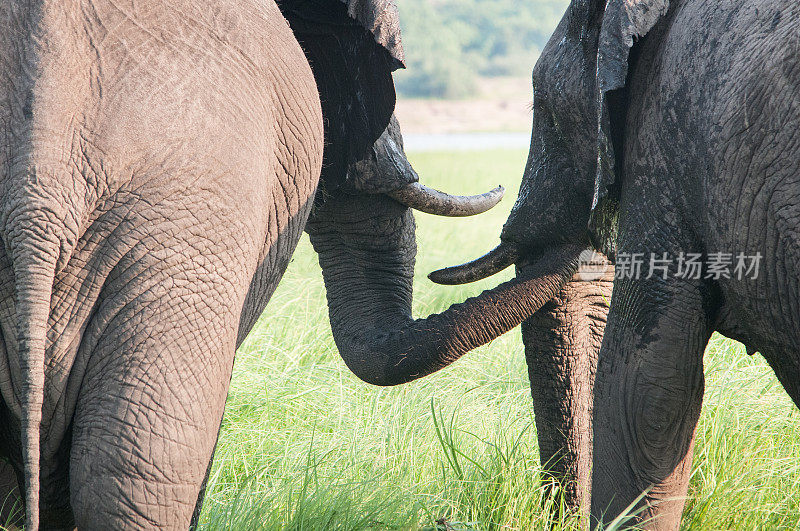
[394,76,533,134]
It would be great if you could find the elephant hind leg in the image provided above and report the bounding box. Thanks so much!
[69,316,235,529]
[591,276,715,530]
[68,246,241,528]
[189,427,221,530]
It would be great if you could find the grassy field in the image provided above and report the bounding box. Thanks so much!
[199,150,800,530]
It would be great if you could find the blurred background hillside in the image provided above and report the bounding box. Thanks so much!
[393,0,569,133]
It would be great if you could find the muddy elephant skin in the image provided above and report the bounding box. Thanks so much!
[434,0,800,528]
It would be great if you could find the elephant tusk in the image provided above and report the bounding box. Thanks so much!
[429,241,520,285]
[388,182,504,217]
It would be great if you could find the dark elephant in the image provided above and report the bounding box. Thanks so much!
[0,0,587,528]
[432,0,800,528]
[519,261,613,510]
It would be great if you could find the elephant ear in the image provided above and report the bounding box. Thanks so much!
[340,0,405,66]
[588,0,669,256]
[596,0,668,92]
[278,0,405,193]
[345,114,418,194]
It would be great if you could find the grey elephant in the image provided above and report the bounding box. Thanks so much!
[0,0,587,528]
[432,0,799,528]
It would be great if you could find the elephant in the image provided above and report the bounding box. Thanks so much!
[431,0,800,528]
[0,0,595,528]
[519,261,613,510]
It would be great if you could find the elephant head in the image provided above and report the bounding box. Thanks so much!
[306,112,587,386]
[272,0,591,386]
[430,0,669,283]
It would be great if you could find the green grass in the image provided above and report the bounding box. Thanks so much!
[199,150,800,530]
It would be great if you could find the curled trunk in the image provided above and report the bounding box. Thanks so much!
[306,194,584,386]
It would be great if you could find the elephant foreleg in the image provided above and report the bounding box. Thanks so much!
[591,276,714,530]
[521,267,612,512]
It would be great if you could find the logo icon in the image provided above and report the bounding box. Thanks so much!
[577,249,611,281]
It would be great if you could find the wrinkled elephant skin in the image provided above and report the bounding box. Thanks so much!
[0,1,590,528]
[0,0,415,527]
[434,0,800,528]
[520,266,613,512]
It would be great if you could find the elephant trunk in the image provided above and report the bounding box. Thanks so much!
[520,266,613,511]
[307,194,583,386]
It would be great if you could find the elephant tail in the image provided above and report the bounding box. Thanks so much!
[8,225,61,531]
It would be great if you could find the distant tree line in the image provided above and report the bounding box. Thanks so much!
[395,0,569,98]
